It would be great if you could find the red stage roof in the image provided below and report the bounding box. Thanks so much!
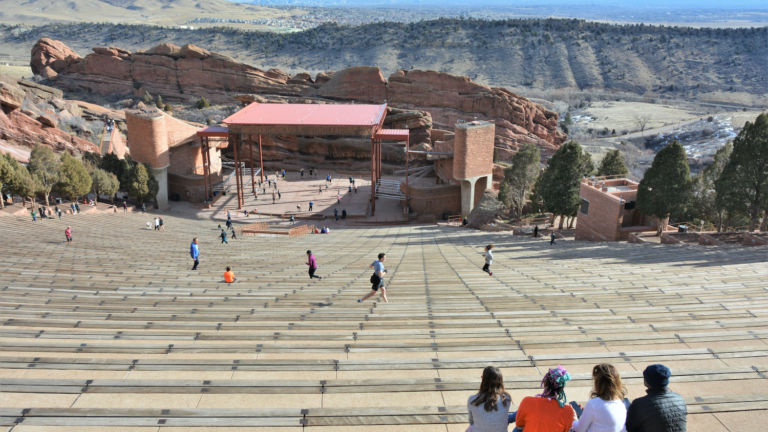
[374,129,410,142]
[224,103,387,127]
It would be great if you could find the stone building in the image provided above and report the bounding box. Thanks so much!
[408,120,495,218]
[125,109,223,208]
[575,177,654,241]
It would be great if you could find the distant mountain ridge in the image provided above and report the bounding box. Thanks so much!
[3,18,768,106]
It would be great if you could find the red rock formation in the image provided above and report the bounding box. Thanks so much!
[31,39,565,160]
[30,38,82,79]
[0,76,100,161]
[387,70,565,157]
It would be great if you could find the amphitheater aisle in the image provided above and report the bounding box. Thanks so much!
[0,210,766,432]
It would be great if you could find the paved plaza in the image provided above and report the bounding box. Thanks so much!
[0,201,766,431]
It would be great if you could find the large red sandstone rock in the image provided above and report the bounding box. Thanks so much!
[30,38,82,78]
[31,39,565,160]
[0,76,102,160]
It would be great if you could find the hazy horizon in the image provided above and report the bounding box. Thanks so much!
[235,0,768,9]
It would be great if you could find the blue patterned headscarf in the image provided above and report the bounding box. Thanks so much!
[538,366,571,407]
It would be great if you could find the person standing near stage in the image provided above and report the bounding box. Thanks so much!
[306,250,322,279]
[190,237,200,270]
[359,253,388,303]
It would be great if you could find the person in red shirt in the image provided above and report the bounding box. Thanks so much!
[224,266,235,283]
[64,226,72,245]
[512,366,576,432]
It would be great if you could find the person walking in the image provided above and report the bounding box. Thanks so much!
[64,226,72,245]
[533,225,539,238]
[224,266,236,283]
[467,366,512,432]
[122,200,128,213]
[230,226,237,240]
[31,209,37,222]
[277,190,281,200]
[550,231,556,245]
[74,202,80,214]
[154,217,160,231]
[272,191,276,204]
[482,244,494,276]
[56,206,62,219]
[220,229,229,244]
[190,237,200,270]
[334,208,339,221]
[309,200,314,212]
[306,250,322,279]
[359,253,388,303]
[141,203,146,213]
[158,217,164,231]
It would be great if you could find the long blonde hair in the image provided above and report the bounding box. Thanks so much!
[590,363,627,401]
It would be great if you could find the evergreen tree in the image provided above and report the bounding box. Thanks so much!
[693,143,732,230]
[716,113,768,231]
[529,173,545,214]
[8,161,37,205]
[497,178,511,207]
[28,145,61,206]
[59,153,93,200]
[506,143,541,218]
[637,141,692,235]
[0,154,13,208]
[129,163,151,204]
[90,168,120,203]
[597,149,629,177]
[539,141,594,229]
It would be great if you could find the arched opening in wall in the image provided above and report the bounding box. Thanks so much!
[473,176,487,206]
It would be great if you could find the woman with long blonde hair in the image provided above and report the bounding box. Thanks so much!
[570,363,628,432]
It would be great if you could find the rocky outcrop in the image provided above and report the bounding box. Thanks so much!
[0,75,102,161]
[30,38,82,79]
[467,190,506,229]
[388,70,564,157]
[31,39,566,160]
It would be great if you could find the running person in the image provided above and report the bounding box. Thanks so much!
[190,237,200,270]
[359,253,388,303]
[482,244,494,276]
[306,250,322,279]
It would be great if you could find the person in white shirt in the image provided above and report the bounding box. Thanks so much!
[482,244,494,276]
[571,363,628,432]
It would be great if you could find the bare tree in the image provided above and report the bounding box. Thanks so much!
[634,114,651,136]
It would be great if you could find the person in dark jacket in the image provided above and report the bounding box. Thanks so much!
[626,364,687,432]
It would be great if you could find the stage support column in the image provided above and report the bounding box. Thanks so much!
[258,135,265,183]
[370,136,376,216]
[249,134,256,194]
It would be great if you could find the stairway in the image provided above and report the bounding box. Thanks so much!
[375,178,405,200]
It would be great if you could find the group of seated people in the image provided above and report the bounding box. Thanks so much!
[467,363,686,432]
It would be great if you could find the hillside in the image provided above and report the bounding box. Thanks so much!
[0,0,298,27]
[2,19,767,107]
